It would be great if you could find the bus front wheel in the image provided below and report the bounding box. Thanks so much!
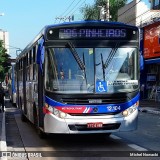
[33,104,47,139]
[37,128,46,139]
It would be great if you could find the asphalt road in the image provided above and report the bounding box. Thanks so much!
[2,101,160,160]
[115,112,160,151]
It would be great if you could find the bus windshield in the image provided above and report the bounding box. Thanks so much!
[45,46,139,93]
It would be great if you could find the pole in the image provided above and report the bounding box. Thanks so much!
[106,0,110,21]
[99,6,105,21]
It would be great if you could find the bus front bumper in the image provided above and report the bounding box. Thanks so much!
[44,109,138,134]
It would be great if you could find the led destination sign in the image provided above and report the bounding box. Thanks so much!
[59,28,126,39]
[47,26,138,40]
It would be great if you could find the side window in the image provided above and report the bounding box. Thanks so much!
[19,60,22,81]
[33,45,37,80]
[155,0,159,6]
[29,50,32,65]
[30,50,33,80]
[45,49,59,91]
[26,53,30,81]
[26,53,29,66]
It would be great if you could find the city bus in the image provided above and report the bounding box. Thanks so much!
[8,64,17,105]
[16,21,140,137]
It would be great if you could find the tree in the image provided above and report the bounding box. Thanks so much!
[0,40,11,81]
[81,0,127,21]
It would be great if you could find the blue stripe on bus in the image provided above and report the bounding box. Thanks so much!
[45,94,139,114]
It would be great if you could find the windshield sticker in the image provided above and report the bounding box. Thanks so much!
[96,81,107,93]
[107,80,138,86]
[89,48,93,55]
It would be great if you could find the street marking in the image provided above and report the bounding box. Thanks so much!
[110,135,122,140]
[128,144,148,151]
[0,112,7,160]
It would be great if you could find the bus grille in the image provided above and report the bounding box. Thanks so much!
[61,97,127,105]
[68,123,121,131]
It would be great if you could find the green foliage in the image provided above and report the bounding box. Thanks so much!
[110,0,128,21]
[0,40,11,81]
[80,0,127,21]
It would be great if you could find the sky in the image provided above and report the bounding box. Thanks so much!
[0,0,150,58]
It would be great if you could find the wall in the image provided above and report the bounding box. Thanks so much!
[118,0,149,26]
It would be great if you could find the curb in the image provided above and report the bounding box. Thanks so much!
[0,112,7,160]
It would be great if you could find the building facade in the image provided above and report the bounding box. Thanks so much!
[141,21,160,100]
[0,29,9,54]
[118,0,149,26]
[150,0,160,9]
[118,0,160,100]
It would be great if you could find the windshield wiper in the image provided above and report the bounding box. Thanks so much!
[101,53,105,81]
[104,43,119,69]
[67,42,85,70]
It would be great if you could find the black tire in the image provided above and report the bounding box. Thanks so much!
[13,103,17,108]
[33,104,38,127]
[33,104,47,139]
[21,112,27,122]
[37,128,46,139]
[20,98,27,122]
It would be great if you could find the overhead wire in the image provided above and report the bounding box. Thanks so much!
[64,0,84,18]
[56,0,146,24]
[55,0,77,23]
[57,0,88,23]
[60,0,77,17]
[117,0,142,18]
[4,44,22,50]
[68,0,87,21]
[117,0,154,26]
[126,9,150,25]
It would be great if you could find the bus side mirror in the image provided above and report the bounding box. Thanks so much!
[140,54,144,71]
[37,38,45,74]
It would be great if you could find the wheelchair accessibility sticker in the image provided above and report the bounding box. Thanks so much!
[96,81,107,93]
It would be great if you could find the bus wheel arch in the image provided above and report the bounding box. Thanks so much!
[33,103,39,127]
[33,103,46,139]
[20,98,27,122]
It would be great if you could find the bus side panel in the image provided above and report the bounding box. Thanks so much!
[15,63,20,108]
[38,66,44,128]
[12,65,16,105]
[23,57,27,114]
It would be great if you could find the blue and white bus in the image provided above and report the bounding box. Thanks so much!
[16,21,140,137]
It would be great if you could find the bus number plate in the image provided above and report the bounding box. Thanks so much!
[87,122,103,128]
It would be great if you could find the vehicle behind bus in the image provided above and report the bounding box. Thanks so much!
[8,64,17,105]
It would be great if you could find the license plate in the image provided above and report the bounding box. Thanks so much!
[87,122,103,128]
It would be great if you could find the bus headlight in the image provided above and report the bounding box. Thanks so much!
[59,112,67,118]
[48,106,54,113]
[47,105,67,119]
[53,107,59,116]
[122,101,139,117]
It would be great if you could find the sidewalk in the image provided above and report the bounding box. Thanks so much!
[0,93,9,153]
[139,99,160,115]
[0,112,7,152]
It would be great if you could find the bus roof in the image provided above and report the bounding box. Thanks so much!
[18,20,138,59]
[46,20,138,28]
